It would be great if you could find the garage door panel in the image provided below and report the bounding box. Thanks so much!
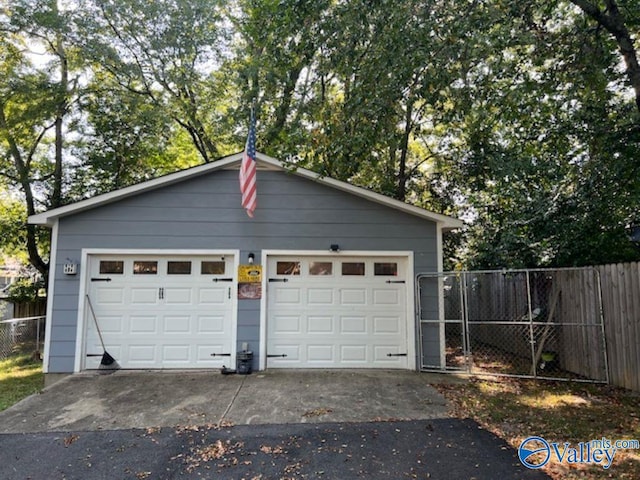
[267,255,409,369]
[199,288,226,304]
[275,288,301,304]
[270,344,300,361]
[340,289,366,305]
[374,316,402,334]
[308,315,333,333]
[272,315,302,333]
[128,345,156,362]
[340,345,367,362]
[196,345,225,361]
[164,288,192,304]
[86,254,235,370]
[162,345,190,362]
[374,345,403,362]
[307,344,333,362]
[95,315,124,334]
[129,315,157,334]
[131,288,158,305]
[373,289,401,306]
[163,315,191,333]
[96,288,125,305]
[197,315,226,333]
[340,316,367,334]
[307,288,334,305]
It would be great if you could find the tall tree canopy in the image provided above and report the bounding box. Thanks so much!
[0,0,638,278]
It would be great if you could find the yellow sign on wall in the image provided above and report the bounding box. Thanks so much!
[238,265,262,300]
[238,265,263,283]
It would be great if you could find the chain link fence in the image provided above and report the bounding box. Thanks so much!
[0,316,46,360]
[418,268,609,382]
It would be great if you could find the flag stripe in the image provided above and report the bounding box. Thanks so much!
[239,110,257,217]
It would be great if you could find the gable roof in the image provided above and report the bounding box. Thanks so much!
[28,152,463,230]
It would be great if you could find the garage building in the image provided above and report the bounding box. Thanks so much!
[29,152,462,379]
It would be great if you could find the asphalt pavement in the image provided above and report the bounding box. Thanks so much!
[0,418,550,480]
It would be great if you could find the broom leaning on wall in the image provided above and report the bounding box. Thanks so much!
[85,294,120,371]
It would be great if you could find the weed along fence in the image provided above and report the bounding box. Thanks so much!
[418,268,610,384]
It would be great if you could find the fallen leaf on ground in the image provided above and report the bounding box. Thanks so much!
[63,434,79,447]
[303,407,333,417]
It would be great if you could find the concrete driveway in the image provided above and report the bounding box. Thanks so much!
[1,371,551,479]
[0,369,453,433]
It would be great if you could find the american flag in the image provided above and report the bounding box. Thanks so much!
[239,110,257,217]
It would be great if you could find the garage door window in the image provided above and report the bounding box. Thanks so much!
[277,261,300,275]
[309,262,332,275]
[134,261,158,274]
[99,260,124,274]
[374,262,398,276]
[168,261,192,275]
[201,261,225,274]
[342,262,365,276]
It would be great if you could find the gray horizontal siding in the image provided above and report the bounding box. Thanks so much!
[47,169,440,373]
[59,221,435,238]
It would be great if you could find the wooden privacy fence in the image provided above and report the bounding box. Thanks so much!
[597,262,640,392]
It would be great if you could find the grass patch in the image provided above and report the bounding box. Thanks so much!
[0,354,44,411]
[435,377,640,479]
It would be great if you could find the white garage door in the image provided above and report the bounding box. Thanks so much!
[84,254,235,369]
[266,255,409,368]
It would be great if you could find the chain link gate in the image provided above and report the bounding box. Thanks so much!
[417,268,609,382]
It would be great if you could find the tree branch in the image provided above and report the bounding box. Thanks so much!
[571,0,640,113]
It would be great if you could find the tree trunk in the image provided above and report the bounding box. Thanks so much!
[0,105,49,278]
[51,32,67,209]
[396,101,413,202]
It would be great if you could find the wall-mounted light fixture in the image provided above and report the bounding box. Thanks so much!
[329,244,340,253]
[247,252,255,264]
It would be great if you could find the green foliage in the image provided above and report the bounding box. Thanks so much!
[0,0,639,271]
[0,194,27,260]
[4,277,44,303]
[72,0,234,163]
